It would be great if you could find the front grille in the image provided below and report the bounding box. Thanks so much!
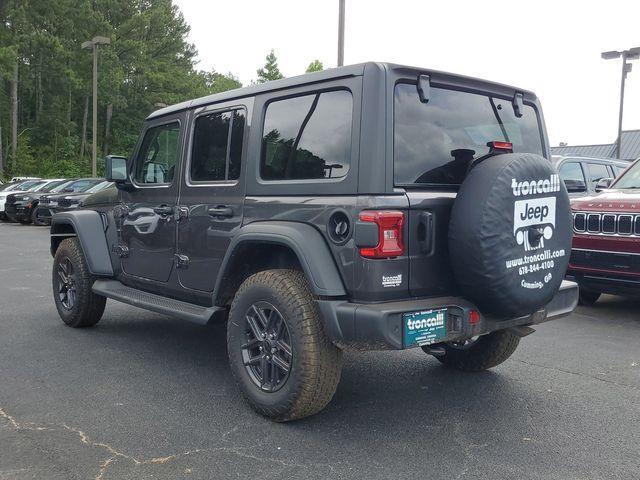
[574,212,640,236]
[58,198,73,207]
[41,197,50,205]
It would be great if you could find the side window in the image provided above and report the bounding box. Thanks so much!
[559,162,586,188]
[134,122,181,185]
[612,165,625,177]
[190,109,245,182]
[261,90,352,180]
[586,163,610,188]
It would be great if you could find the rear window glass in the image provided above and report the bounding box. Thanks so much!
[261,90,352,180]
[394,83,544,186]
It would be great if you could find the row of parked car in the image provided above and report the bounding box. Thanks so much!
[0,177,113,226]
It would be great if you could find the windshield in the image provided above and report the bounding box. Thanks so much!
[611,160,640,189]
[32,180,64,192]
[24,181,46,191]
[39,180,69,193]
[85,181,113,193]
[49,180,75,193]
[61,179,104,193]
[13,180,42,191]
[394,83,544,186]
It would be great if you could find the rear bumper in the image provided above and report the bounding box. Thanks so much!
[317,280,578,350]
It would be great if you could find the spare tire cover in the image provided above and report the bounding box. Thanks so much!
[449,153,572,318]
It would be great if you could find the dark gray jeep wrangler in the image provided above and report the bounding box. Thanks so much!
[50,63,578,421]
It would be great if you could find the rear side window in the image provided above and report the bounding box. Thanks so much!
[190,109,246,182]
[559,162,586,187]
[134,122,181,185]
[394,83,544,186]
[586,163,610,188]
[261,90,352,180]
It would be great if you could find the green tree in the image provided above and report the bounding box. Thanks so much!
[256,49,283,84]
[0,0,244,179]
[305,59,323,73]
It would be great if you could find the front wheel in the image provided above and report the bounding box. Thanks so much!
[227,269,342,422]
[428,329,520,372]
[52,238,106,327]
[578,287,601,306]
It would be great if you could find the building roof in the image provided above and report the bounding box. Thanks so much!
[620,129,640,160]
[550,130,640,161]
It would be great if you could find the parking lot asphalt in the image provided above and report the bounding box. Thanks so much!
[0,222,639,480]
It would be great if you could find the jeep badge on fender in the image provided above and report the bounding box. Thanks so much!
[49,62,578,422]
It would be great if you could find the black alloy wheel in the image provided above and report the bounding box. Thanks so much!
[241,301,293,392]
[57,257,77,310]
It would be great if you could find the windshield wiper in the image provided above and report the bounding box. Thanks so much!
[489,97,510,143]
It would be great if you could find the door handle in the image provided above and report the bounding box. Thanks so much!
[208,205,234,218]
[153,205,174,216]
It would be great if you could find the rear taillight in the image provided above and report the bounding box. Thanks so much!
[359,210,405,258]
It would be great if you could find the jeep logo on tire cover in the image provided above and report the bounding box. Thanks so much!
[513,197,556,251]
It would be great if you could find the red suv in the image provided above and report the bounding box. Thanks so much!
[569,158,639,304]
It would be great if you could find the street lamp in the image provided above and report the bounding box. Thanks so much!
[82,36,111,176]
[601,47,640,159]
[337,0,345,67]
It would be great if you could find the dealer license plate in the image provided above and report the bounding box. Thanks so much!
[403,308,447,348]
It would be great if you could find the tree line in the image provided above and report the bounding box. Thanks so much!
[0,0,323,180]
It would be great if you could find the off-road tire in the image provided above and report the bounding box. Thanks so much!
[52,238,106,327]
[30,207,39,225]
[227,269,342,422]
[433,330,520,372]
[578,288,601,306]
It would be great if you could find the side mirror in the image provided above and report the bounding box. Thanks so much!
[563,179,587,193]
[595,178,614,192]
[105,155,132,190]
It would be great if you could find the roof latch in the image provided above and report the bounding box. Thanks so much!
[417,74,430,103]
[512,92,524,118]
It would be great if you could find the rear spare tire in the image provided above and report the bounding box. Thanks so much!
[449,153,572,318]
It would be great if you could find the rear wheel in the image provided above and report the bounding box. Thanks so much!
[52,238,106,327]
[227,269,342,421]
[578,288,601,306]
[428,329,520,372]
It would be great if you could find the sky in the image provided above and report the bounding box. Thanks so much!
[174,0,640,148]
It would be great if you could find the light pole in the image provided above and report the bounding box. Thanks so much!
[601,47,640,159]
[82,36,110,176]
[337,0,345,67]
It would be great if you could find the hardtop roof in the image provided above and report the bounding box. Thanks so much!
[147,62,538,121]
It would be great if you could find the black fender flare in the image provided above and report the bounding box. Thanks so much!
[213,221,346,304]
[50,211,114,276]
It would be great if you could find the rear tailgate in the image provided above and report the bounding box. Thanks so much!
[405,191,457,297]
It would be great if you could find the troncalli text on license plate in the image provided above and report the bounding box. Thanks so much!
[403,308,447,348]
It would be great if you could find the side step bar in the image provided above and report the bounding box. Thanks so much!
[92,279,222,325]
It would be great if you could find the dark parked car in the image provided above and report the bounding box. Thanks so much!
[0,179,46,220]
[37,178,106,225]
[553,155,628,198]
[48,181,114,215]
[4,179,69,224]
[568,157,640,304]
[49,63,577,421]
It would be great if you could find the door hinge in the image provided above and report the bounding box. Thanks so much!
[174,254,190,269]
[112,244,129,258]
[176,206,189,221]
